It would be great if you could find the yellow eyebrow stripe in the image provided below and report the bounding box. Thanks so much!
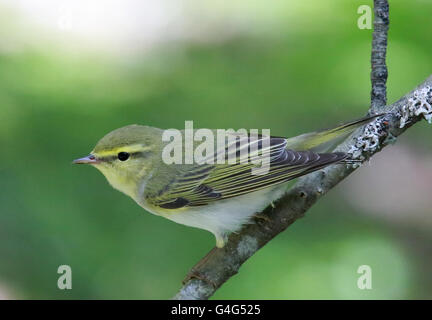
[92,144,152,157]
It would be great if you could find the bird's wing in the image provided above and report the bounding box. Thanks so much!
[147,134,346,209]
[285,113,383,152]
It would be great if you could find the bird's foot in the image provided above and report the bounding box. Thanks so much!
[253,213,271,223]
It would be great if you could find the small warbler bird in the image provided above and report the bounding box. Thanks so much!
[74,115,378,247]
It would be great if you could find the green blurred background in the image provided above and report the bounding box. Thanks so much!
[0,0,431,299]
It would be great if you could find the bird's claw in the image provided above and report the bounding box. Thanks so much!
[254,213,271,223]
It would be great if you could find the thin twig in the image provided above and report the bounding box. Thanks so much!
[371,0,389,112]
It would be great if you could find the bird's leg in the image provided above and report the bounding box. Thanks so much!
[253,202,275,223]
[253,212,271,223]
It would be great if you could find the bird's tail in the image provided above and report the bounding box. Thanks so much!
[285,113,384,153]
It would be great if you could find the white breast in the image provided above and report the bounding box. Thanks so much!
[139,184,287,247]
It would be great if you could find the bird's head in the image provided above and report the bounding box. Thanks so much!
[73,125,162,198]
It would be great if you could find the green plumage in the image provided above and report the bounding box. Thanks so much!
[75,113,382,247]
[143,114,380,209]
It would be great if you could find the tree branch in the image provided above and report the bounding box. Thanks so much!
[371,0,389,112]
[174,1,431,300]
[174,77,432,300]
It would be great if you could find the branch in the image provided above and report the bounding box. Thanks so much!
[174,1,431,300]
[371,0,389,112]
[174,77,432,300]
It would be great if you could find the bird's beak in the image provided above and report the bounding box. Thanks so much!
[73,155,100,164]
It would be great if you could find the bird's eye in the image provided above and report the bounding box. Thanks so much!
[117,152,130,161]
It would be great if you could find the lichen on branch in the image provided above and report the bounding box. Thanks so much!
[399,85,432,127]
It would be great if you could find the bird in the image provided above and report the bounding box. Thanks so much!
[73,114,379,248]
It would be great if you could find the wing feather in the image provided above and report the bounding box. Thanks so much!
[147,135,346,209]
